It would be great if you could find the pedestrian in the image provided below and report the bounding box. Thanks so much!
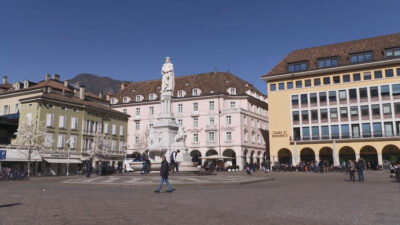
[154,156,175,193]
[141,150,149,175]
[86,160,92,178]
[356,159,365,182]
[170,150,180,172]
[349,160,356,182]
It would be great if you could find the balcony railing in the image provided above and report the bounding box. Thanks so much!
[292,131,398,142]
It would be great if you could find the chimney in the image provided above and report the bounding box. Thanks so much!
[79,85,86,100]
[121,82,127,90]
[106,92,112,101]
[53,74,60,81]
[98,92,103,99]
[64,80,69,88]
[2,76,7,84]
[46,74,51,81]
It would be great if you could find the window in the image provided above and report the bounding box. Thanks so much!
[312,126,319,140]
[192,88,199,96]
[59,115,66,128]
[386,69,394,78]
[291,95,299,106]
[296,80,302,88]
[310,93,317,104]
[330,108,338,119]
[319,92,327,103]
[350,52,373,64]
[230,88,236,95]
[209,117,215,125]
[293,128,301,141]
[363,72,371,80]
[343,74,350,82]
[104,123,109,134]
[112,140,117,151]
[208,132,215,142]
[193,102,199,112]
[301,110,309,122]
[323,77,331,85]
[341,125,350,138]
[374,70,382,79]
[362,123,371,137]
[135,108,140,116]
[350,106,358,117]
[292,111,299,122]
[373,122,382,137]
[329,91,336,103]
[177,90,183,97]
[112,124,116,135]
[226,132,232,141]
[244,130,248,141]
[359,88,368,99]
[279,83,285,90]
[123,109,127,114]
[178,104,183,113]
[385,47,400,58]
[353,73,361,81]
[381,85,390,97]
[361,105,369,117]
[149,93,155,100]
[370,86,378,98]
[244,115,247,125]
[123,96,129,103]
[193,118,198,127]
[209,101,214,110]
[311,110,318,121]
[318,58,339,68]
[46,114,54,127]
[135,122,140,131]
[45,133,53,148]
[177,119,183,126]
[287,82,293,89]
[320,109,328,120]
[321,126,329,139]
[136,95,141,102]
[252,133,255,143]
[301,94,308,105]
[120,126,124,136]
[193,133,199,143]
[270,84,276,92]
[71,117,78,130]
[288,62,307,72]
[383,104,391,115]
[226,115,232,125]
[70,136,77,149]
[57,134,65,149]
[304,79,311,87]
[119,141,125,152]
[393,84,400,96]
[340,107,348,119]
[135,136,139,145]
[349,89,357,100]
[149,106,154,115]
[339,90,347,100]
[352,124,360,138]
[230,101,236,108]
[371,104,380,116]
[333,76,340,84]
[384,122,394,137]
[331,125,339,139]
[314,78,321,86]
[302,127,310,140]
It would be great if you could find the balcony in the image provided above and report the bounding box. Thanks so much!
[205,125,218,131]
[292,131,399,142]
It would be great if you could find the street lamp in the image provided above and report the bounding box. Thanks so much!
[65,138,72,176]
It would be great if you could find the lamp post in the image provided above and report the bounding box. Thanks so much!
[123,143,128,173]
[65,138,71,176]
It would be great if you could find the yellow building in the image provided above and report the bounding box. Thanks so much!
[262,33,400,169]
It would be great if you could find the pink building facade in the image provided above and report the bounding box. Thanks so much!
[110,72,269,169]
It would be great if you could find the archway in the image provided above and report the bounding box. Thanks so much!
[250,150,255,163]
[223,149,236,168]
[256,151,261,168]
[206,149,218,156]
[278,148,292,164]
[190,150,202,166]
[382,145,400,167]
[319,147,333,165]
[360,146,378,170]
[300,148,315,163]
[339,146,356,164]
[263,152,267,162]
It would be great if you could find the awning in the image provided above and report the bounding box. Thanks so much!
[44,158,82,164]
[0,149,42,162]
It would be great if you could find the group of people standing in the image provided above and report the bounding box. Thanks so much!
[347,159,366,182]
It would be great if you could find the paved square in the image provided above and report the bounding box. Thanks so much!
[0,171,398,225]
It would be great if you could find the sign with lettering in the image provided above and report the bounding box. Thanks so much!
[0,150,6,160]
[272,131,288,138]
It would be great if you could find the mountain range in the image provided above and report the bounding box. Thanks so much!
[70,74,123,96]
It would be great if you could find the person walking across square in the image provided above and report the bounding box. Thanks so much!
[141,150,149,175]
[170,150,180,172]
[356,159,365,182]
[349,160,356,182]
[154,156,175,193]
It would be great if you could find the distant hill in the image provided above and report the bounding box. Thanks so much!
[70,74,123,95]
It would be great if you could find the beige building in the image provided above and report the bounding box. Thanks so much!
[263,33,400,169]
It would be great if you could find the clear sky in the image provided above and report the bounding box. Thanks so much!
[1,0,399,93]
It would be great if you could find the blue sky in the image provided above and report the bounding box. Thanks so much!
[1,0,399,93]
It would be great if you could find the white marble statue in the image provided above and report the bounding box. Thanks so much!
[161,57,175,92]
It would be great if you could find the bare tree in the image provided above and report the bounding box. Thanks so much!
[14,117,47,177]
[89,130,111,166]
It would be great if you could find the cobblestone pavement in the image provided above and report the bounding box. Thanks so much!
[0,171,398,225]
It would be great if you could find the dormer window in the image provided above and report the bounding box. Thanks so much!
[110,98,118,104]
[149,93,156,101]
[318,57,338,69]
[123,96,130,103]
[229,88,237,95]
[288,62,307,72]
[385,47,400,58]
[136,95,141,102]
[192,88,199,96]
[23,80,29,88]
[13,82,20,90]
[177,90,183,97]
[350,52,373,64]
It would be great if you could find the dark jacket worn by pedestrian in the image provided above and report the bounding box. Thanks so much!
[160,159,169,178]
